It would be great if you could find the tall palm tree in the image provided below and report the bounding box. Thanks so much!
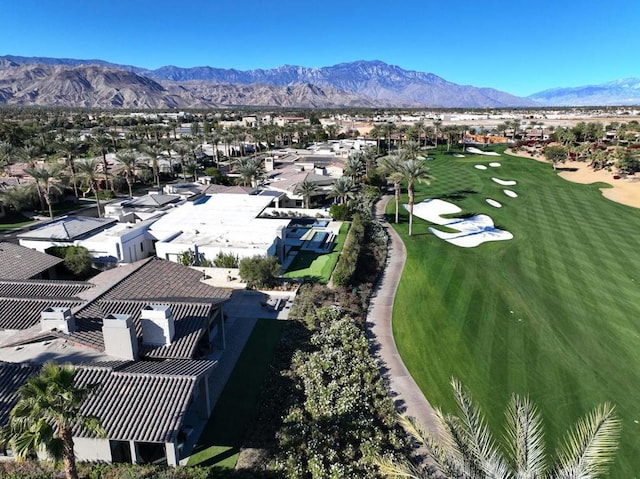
[379,378,620,479]
[402,158,432,236]
[345,152,367,184]
[294,178,319,209]
[381,153,406,224]
[403,140,421,160]
[329,176,356,205]
[56,134,82,198]
[433,119,442,149]
[76,158,103,217]
[115,150,138,197]
[24,162,66,219]
[89,129,114,192]
[1,362,104,479]
[171,141,190,180]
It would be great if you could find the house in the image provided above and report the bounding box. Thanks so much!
[0,241,63,280]
[17,216,156,266]
[148,193,291,263]
[0,257,230,466]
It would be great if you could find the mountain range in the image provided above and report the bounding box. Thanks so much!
[528,78,640,106]
[0,55,638,108]
[0,56,534,109]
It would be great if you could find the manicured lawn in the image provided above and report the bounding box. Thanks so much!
[390,147,639,476]
[283,222,350,283]
[187,320,285,470]
[0,213,36,231]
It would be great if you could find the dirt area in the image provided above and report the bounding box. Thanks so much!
[506,148,640,209]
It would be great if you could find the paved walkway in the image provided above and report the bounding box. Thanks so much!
[367,196,440,436]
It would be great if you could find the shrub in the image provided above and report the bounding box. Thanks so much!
[239,255,281,289]
[213,251,239,268]
[332,214,366,287]
[329,203,351,221]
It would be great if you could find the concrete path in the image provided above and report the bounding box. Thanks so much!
[367,196,440,436]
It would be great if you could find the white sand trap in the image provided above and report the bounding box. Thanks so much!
[405,199,512,248]
[453,153,466,157]
[467,147,501,156]
[489,162,501,167]
[474,164,488,170]
[486,199,502,208]
[492,177,517,186]
[504,189,518,198]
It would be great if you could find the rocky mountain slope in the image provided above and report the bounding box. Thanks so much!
[0,60,378,108]
[0,56,536,108]
[529,78,640,106]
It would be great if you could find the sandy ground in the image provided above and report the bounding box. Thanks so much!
[506,148,640,209]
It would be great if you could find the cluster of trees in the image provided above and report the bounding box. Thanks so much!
[238,255,281,289]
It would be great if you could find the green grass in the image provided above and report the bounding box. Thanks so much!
[0,213,36,231]
[283,222,350,283]
[390,147,640,476]
[187,320,285,469]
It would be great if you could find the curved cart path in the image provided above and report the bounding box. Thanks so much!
[367,196,440,436]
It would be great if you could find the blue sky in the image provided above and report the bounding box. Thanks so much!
[2,0,639,97]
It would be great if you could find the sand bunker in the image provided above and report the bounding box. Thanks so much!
[474,164,488,170]
[486,199,502,208]
[489,162,501,167]
[492,177,517,186]
[405,199,512,248]
[504,190,518,198]
[453,153,466,157]
[467,147,501,156]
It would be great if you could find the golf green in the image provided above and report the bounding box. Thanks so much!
[390,149,640,476]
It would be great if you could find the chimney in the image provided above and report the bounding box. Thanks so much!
[41,307,76,334]
[102,314,138,360]
[140,305,175,347]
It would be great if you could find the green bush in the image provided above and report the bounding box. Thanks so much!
[329,203,351,221]
[213,251,239,268]
[239,255,281,289]
[332,214,366,287]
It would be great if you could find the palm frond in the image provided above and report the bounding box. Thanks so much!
[553,402,620,479]
[504,394,546,479]
[376,455,422,478]
[451,378,510,479]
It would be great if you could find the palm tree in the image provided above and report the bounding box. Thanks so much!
[381,153,406,224]
[115,150,139,197]
[433,119,442,148]
[24,162,66,219]
[76,158,103,217]
[56,134,82,198]
[89,130,113,192]
[379,378,620,479]
[294,178,319,209]
[235,157,265,187]
[329,176,356,205]
[171,141,190,180]
[345,152,367,184]
[1,362,104,479]
[402,158,432,236]
[403,140,421,160]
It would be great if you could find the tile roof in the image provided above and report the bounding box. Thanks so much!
[0,362,39,426]
[0,361,214,443]
[71,299,214,360]
[0,279,91,298]
[0,298,84,330]
[74,367,198,443]
[99,258,230,303]
[17,216,116,241]
[0,242,64,280]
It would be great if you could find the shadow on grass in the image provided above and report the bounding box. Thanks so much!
[435,189,479,201]
[188,321,285,468]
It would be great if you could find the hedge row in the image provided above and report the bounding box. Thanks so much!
[331,214,366,287]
